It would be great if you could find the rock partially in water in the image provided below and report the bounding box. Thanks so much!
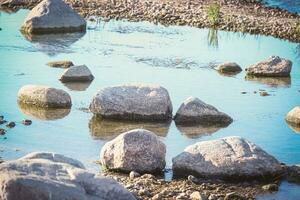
[245,56,292,77]
[22,119,32,125]
[174,97,232,126]
[0,0,39,7]
[90,84,173,121]
[18,85,72,108]
[6,122,16,128]
[285,165,300,184]
[0,152,135,200]
[89,116,171,139]
[172,136,283,180]
[100,129,166,173]
[286,106,300,126]
[0,129,6,135]
[262,184,279,192]
[47,60,74,68]
[20,0,86,34]
[215,62,242,74]
[245,76,291,88]
[60,65,94,82]
[18,102,71,120]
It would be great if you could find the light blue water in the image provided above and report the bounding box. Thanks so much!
[264,0,300,14]
[1,9,300,199]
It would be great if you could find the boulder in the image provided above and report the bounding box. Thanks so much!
[215,62,242,73]
[90,84,173,121]
[60,65,94,82]
[47,60,74,68]
[17,85,72,108]
[20,0,86,34]
[286,106,300,125]
[245,56,292,77]
[172,136,283,180]
[100,129,166,173]
[174,97,232,126]
[0,152,136,200]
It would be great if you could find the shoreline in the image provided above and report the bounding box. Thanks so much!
[1,0,300,43]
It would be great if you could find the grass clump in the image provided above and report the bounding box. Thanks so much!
[207,3,221,26]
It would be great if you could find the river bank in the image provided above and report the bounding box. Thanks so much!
[1,0,300,43]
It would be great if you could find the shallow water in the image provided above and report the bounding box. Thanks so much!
[264,0,300,13]
[1,9,300,199]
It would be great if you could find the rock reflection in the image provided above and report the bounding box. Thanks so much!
[245,76,291,87]
[208,29,218,49]
[176,124,225,139]
[89,116,171,140]
[18,103,71,120]
[62,82,92,91]
[21,32,85,56]
[286,122,300,134]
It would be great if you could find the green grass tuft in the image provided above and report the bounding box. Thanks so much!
[207,3,221,26]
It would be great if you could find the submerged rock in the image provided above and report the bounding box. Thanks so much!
[20,0,86,34]
[22,119,32,125]
[47,60,74,68]
[6,122,16,128]
[174,97,232,126]
[100,129,166,173]
[60,65,94,82]
[172,136,283,180]
[215,62,242,74]
[18,85,72,108]
[245,56,292,77]
[0,152,135,200]
[90,84,173,121]
[286,106,300,125]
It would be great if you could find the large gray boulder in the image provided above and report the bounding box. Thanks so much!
[174,97,232,126]
[286,106,300,125]
[60,65,94,82]
[0,152,136,200]
[18,85,72,108]
[100,129,166,173]
[172,136,283,180]
[20,0,86,34]
[245,56,292,77]
[90,84,173,121]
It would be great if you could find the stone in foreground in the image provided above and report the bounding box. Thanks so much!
[90,84,173,121]
[172,136,282,180]
[286,106,300,125]
[20,0,86,34]
[100,129,166,173]
[215,62,242,74]
[60,65,94,82]
[174,97,232,126]
[47,60,74,68]
[0,152,135,200]
[18,85,72,108]
[245,56,292,77]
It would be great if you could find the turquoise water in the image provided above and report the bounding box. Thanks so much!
[1,9,300,198]
[264,0,300,13]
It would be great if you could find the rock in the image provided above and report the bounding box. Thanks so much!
[215,62,242,74]
[245,56,292,77]
[0,129,6,135]
[224,192,245,200]
[259,91,270,96]
[0,120,7,125]
[190,191,207,200]
[0,116,3,120]
[100,129,166,173]
[129,171,141,180]
[22,119,32,125]
[18,85,72,108]
[174,97,232,126]
[59,65,94,82]
[0,0,39,6]
[6,122,16,128]
[0,152,136,200]
[90,84,173,121]
[286,165,300,183]
[47,60,74,68]
[172,136,283,180]
[20,0,86,34]
[286,106,300,125]
[262,184,278,192]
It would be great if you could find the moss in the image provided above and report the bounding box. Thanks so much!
[207,3,221,26]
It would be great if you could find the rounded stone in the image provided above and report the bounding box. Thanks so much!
[60,65,94,82]
[286,106,300,125]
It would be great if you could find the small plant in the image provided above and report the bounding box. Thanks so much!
[207,3,221,26]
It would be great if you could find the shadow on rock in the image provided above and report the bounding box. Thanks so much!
[89,116,171,140]
[18,102,71,120]
[62,81,92,91]
[245,75,291,87]
[286,122,300,134]
[175,123,225,139]
[21,32,85,56]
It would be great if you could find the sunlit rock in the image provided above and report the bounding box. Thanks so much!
[215,62,242,74]
[47,60,74,68]
[60,65,94,82]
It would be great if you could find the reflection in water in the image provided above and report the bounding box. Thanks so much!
[245,76,291,87]
[18,103,71,120]
[175,123,224,139]
[286,122,300,134]
[89,116,171,140]
[62,82,92,91]
[21,32,85,56]
[135,57,198,69]
[208,29,218,48]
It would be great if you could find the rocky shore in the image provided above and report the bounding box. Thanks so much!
[1,0,300,43]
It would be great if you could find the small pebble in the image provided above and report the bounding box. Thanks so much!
[260,91,270,96]
[22,119,32,126]
[6,122,16,128]
[241,91,247,94]
[129,171,141,180]
[0,129,6,135]
[0,120,7,125]
[262,184,278,192]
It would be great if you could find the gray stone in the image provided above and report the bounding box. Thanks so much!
[215,62,242,73]
[262,184,279,192]
[20,0,86,34]
[47,60,74,68]
[60,65,94,82]
[100,129,166,173]
[17,85,72,108]
[90,84,173,121]
[245,56,292,77]
[174,97,232,126]
[0,152,136,200]
[286,106,300,125]
[172,136,283,180]
[129,171,141,180]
